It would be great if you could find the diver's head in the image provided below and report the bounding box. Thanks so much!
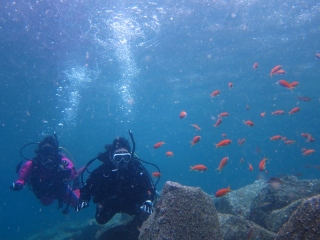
[35,136,60,169]
[110,137,132,169]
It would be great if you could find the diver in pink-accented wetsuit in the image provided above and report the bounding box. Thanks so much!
[10,135,79,214]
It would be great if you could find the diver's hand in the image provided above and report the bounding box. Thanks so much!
[75,200,89,212]
[140,200,153,214]
[9,182,23,191]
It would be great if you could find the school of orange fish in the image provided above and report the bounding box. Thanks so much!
[151,62,317,198]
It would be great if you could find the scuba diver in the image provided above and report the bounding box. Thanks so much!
[76,133,158,227]
[10,134,80,214]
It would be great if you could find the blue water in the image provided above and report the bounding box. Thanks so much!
[1,0,320,239]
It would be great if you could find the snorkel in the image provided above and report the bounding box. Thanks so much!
[128,130,161,187]
[128,130,135,157]
[53,131,59,151]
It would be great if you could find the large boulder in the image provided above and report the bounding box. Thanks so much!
[265,199,304,233]
[218,213,277,240]
[249,176,320,228]
[139,181,222,240]
[276,195,320,239]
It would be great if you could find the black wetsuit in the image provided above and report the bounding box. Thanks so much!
[80,157,155,224]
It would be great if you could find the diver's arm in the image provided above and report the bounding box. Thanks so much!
[75,174,93,211]
[139,167,156,203]
[15,160,33,186]
[10,160,33,191]
[134,167,156,215]
[79,167,101,202]
[76,166,103,211]
[79,179,92,202]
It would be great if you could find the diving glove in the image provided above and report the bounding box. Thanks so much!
[9,182,23,191]
[140,200,153,214]
[75,200,89,212]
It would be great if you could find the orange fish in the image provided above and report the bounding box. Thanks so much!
[238,138,246,146]
[270,135,282,141]
[215,186,231,197]
[271,110,285,115]
[269,65,282,77]
[243,120,254,127]
[278,80,293,90]
[191,124,201,131]
[288,107,300,115]
[253,62,258,69]
[211,90,220,97]
[152,172,161,177]
[153,141,165,149]
[222,133,227,138]
[307,135,315,142]
[215,139,232,148]
[284,140,295,145]
[260,112,266,117]
[259,157,268,171]
[213,118,222,127]
[190,164,208,172]
[274,69,286,75]
[180,111,187,119]
[191,136,201,146]
[218,112,229,117]
[216,157,228,173]
[228,82,233,89]
[291,81,299,87]
[297,96,311,102]
[249,163,253,171]
[303,149,315,156]
[165,151,174,157]
[301,133,310,138]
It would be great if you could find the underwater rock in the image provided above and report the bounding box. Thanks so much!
[95,216,140,240]
[218,213,277,240]
[71,220,104,240]
[214,179,267,219]
[70,214,144,240]
[276,195,320,239]
[249,175,320,228]
[265,198,304,233]
[27,218,102,240]
[27,214,137,240]
[27,177,320,240]
[139,181,222,240]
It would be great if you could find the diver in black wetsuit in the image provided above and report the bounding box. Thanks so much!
[75,136,155,225]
